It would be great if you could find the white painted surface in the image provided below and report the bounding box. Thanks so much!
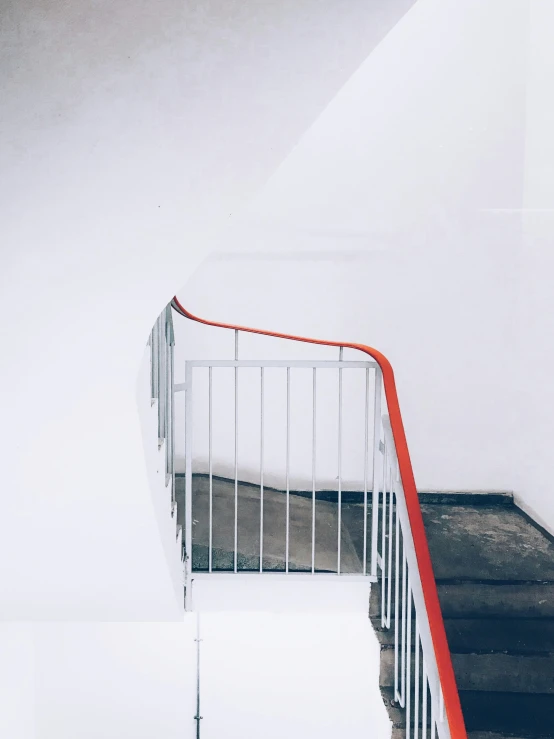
[174,0,529,497]
[1,0,400,621]
[195,581,389,739]
[1,0,416,731]
[137,343,183,605]
[0,625,35,739]
[33,621,197,739]
[516,0,554,531]
[191,574,372,613]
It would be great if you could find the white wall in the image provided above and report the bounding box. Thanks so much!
[515,0,554,532]
[0,625,35,739]
[33,621,197,739]
[0,0,418,622]
[175,0,530,495]
[1,0,414,731]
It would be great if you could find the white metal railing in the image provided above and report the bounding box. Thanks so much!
[180,346,382,581]
[153,299,467,739]
[377,417,449,739]
[148,304,176,510]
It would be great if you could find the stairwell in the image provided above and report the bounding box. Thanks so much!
[372,493,554,738]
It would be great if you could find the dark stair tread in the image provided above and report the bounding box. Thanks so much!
[373,617,554,655]
[370,581,554,620]
[420,504,554,582]
[382,688,554,736]
[461,691,554,735]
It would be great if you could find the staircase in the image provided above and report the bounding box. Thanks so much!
[158,297,554,738]
[372,493,554,738]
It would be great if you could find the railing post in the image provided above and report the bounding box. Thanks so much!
[371,367,382,578]
[337,347,343,574]
[184,361,193,608]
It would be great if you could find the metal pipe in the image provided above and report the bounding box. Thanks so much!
[194,612,202,739]
[400,545,407,707]
[394,499,401,703]
[259,367,264,573]
[337,350,343,574]
[415,618,420,739]
[208,366,213,573]
[387,472,394,627]
[371,368,382,577]
[234,362,238,573]
[381,445,387,626]
[422,658,428,739]
[286,367,290,573]
[184,363,193,603]
[234,330,239,573]
[406,577,412,738]
[312,367,316,574]
[363,367,369,575]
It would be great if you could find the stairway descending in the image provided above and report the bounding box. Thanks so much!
[371,493,554,739]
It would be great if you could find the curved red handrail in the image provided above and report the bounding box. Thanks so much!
[171,295,467,739]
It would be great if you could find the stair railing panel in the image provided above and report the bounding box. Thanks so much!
[380,416,449,739]
[182,356,379,582]
[149,304,176,509]
[170,297,467,739]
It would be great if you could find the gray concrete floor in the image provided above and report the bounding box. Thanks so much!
[175,475,368,573]
[420,503,554,582]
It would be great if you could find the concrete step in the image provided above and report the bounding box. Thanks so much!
[370,580,554,619]
[379,647,554,693]
[382,688,554,738]
[420,503,554,582]
[373,617,554,654]
[392,731,540,739]
[436,581,554,619]
[392,730,546,739]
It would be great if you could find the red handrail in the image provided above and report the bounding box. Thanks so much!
[171,295,467,739]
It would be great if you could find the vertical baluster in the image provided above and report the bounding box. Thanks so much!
[337,347,343,574]
[170,338,176,503]
[208,366,213,573]
[363,367,369,575]
[414,617,420,739]
[386,465,394,627]
[286,367,290,573]
[381,444,387,626]
[394,510,401,703]
[234,332,238,573]
[195,612,202,739]
[149,328,154,399]
[406,578,412,738]
[400,546,407,707]
[259,367,264,573]
[164,324,171,485]
[152,321,158,401]
[312,368,317,574]
[371,368,382,577]
[422,658,428,739]
[159,317,165,440]
[184,363,193,590]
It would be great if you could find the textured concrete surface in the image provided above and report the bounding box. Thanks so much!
[175,476,365,573]
[374,498,554,738]
[420,503,554,582]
